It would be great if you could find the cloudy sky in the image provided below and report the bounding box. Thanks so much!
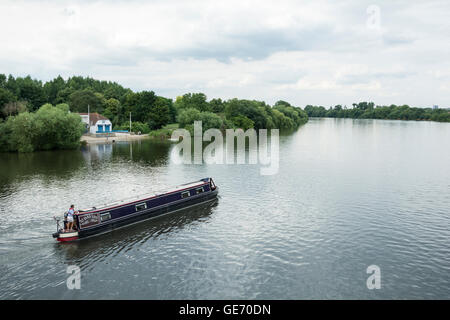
[1,0,449,107]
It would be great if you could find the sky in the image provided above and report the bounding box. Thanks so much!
[0,0,449,108]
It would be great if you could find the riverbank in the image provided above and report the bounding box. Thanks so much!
[80,124,180,144]
[80,133,150,144]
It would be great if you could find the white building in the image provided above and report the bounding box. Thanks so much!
[79,113,112,134]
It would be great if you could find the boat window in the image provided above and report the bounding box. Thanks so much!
[101,212,111,222]
[135,203,147,211]
[196,187,204,194]
[181,191,190,199]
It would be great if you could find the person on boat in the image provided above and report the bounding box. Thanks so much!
[66,205,75,232]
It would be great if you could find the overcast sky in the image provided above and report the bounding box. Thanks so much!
[1,0,449,107]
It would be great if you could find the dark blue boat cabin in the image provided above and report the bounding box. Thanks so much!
[53,177,218,241]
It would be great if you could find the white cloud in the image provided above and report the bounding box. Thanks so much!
[0,0,449,107]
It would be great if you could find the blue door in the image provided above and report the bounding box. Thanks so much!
[105,124,111,132]
[97,125,104,133]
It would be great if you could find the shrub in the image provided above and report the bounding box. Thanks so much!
[0,103,85,153]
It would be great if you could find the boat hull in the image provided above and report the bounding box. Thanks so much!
[78,188,218,240]
[53,231,79,242]
[53,178,218,242]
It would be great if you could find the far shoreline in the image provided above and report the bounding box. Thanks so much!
[80,133,151,145]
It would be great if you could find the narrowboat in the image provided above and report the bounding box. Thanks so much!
[52,177,218,242]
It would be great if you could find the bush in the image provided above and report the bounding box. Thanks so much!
[0,119,14,152]
[224,99,271,129]
[231,115,254,130]
[119,121,150,134]
[0,103,85,153]
[177,108,223,133]
[148,123,179,138]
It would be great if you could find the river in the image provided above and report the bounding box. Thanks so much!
[0,118,449,299]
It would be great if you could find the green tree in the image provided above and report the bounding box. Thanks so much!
[0,119,13,152]
[224,99,269,129]
[274,100,292,108]
[231,115,254,130]
[7,111,37,152]
[2,101,28,118]
[2,103,84,152]
[0,88,17,117]
[103,98,122,127]
[33,103,84,150]
[13,76,46,111]
[177,108,223,133]
[43,75,66,105]
[69,88,105,113]
[210,98,225,113]
[175,93,210,112]
[130,90,157,123]
[147,96,172,129]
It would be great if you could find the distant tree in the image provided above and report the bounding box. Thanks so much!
[147,96,171,129]
[177,108,223,133]
[199,111,223,132]
[304,105,327,117]
[43,75,66,105]
[104,85,128,100]
[13,76,46,111]
[103,98,122,127]
[224,99,269,129]
[0,88,17,116]
[5,75,18,95]
[270,109,293,129]
[0,74,6,88]
[274,100,292,108]
[177,108,201,128]
[0,118,13,152]
[55,87,75,104]
[231,115,254,130]
[133,90,157,124]
[68,88,105,113]
[209,98,225,113]
[175,93,210,112]
[2,101,28,118]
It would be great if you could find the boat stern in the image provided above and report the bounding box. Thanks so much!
[53,230,79,242]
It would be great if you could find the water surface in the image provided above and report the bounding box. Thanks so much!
[0,118,449,299]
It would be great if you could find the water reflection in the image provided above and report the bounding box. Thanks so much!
[0,139,174,190]
[111,140,173,165]
[0,150,86,190]
[81,143,113,162]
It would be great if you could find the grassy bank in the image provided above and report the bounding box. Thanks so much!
[148,123,179,139]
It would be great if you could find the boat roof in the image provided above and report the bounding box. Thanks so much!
[77,179,208,214]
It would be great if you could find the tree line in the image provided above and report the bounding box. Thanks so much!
[304,102,450,122]
[175,95,308,134]
[0,74,308,152]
